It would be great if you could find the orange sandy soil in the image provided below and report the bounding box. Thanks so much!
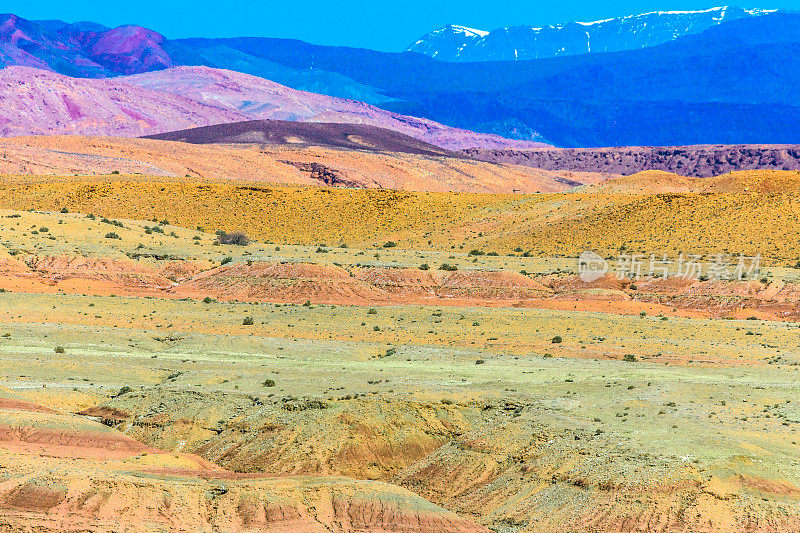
[2,253,797,322]
[0,391,486,532]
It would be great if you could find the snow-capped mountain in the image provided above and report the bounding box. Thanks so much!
[407,25,489,60]
[407,6,781,61]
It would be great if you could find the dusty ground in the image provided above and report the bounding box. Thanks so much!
[1,203,800,531]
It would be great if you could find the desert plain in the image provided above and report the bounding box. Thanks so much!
[0,137,798,532]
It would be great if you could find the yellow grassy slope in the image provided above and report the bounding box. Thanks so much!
[1,170,800,264]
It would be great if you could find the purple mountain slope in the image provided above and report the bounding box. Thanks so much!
[0,64,547,149]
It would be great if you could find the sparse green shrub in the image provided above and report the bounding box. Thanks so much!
[419,263,430,270]
[105,232,120,239]
[551,336,563,344]
[439,263,458,271]
[263,379,276,387]
[242,317,254,325]
[54,346,65,354]
[116,386,132,396]
[623,354,638,362]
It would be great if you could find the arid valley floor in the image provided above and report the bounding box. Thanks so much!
[0,135,799,531]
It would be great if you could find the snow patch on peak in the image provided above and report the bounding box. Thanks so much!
[744,8,778,15]
[575,18,614,26]
[446,25,489,38]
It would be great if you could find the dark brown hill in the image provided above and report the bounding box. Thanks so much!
[145,120,456,157]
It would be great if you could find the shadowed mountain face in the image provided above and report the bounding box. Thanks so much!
[144,119,456,157]
[162,13,800,146]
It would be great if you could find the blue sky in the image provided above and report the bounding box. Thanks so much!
[6,1,799,51]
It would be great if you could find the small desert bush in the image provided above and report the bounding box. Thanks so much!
[217,231,250,246]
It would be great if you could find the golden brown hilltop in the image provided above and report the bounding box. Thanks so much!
[0,136,613,193]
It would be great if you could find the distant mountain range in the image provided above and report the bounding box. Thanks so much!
[0,9,799,147]
[406,6,781,62]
